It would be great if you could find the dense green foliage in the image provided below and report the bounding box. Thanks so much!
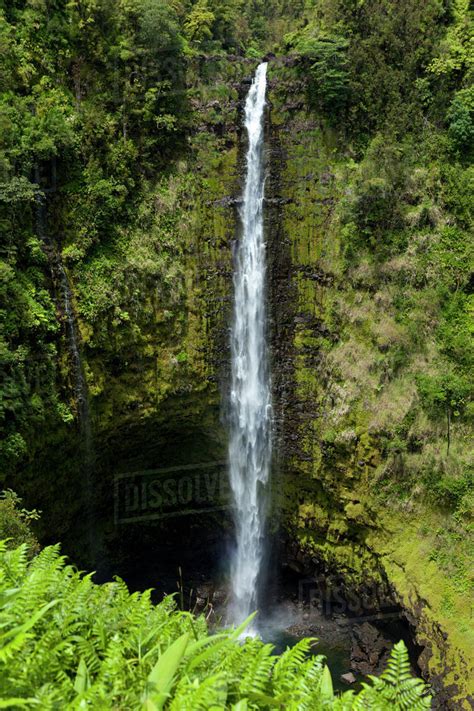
[0,0,194,469]
[0,490,40,554]
[2,0,471,495]
[286,0,473,138]
[283,0,473,519]
[273,1,473,698]
[0,0,472,704]
[0,0,474,476]
[0,541,431,709]
[0,0,298,474]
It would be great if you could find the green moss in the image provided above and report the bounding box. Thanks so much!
[344,501,366,522]
[375,512,474,706]
[271,62,473,705]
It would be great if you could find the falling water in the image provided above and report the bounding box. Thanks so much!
[228,63,272,627]
[35,194,90,435]
[35,191,96,565]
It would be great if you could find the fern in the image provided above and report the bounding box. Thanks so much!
[354,641,432,710]
[170,673,228,710]
[0,542,433,709]
[238,640,275,696]
[271,638,327,709]
[272,637,317,691]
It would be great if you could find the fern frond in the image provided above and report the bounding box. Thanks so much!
[272,637,317,695]
[238,641,275,696]
[0,543,434,710]
[170,673,228,710]
[355,641,432,710]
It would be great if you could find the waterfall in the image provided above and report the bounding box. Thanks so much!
[35,191,96,564]
[35,194,90,435]
[228,62,272,627]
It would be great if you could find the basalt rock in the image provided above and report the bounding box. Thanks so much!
[350,622,392,675]
[341,672,357,685]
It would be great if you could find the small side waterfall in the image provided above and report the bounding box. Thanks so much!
[34,194,90,435]
[228,63,272,627]
[35,191,96,564]
[58,267,91,438]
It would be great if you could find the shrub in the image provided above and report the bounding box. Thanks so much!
[0,542,432,709]
[433,473,472,509]
[285,30,350,118]
[447,87,474,157]
[417,371,471,419]
[0,490,40,554]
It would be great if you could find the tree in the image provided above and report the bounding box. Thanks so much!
[285,29,350,118]
[417,371,471,454]
[184,0,215,49]
[447,87,474,157]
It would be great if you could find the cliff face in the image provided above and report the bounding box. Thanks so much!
[6,58,472,706]
[11,57,245,578]
[265,61,473,708]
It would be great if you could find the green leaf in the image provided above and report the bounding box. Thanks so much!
[0,599,58,661]
[185,632,229,672]
[143,632,190,710]
[320,665,334,700]
[248,690,283,706]
[74,657,90,694]
[229,612,258,640]
[231,701,248,710]
[0,599,58,643]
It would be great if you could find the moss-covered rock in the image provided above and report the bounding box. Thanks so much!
[267,59,473,708]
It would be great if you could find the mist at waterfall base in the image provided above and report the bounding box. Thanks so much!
[227,62,272,630]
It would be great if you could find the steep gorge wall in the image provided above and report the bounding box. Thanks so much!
[265,62,473,708]
[11,58,251,578]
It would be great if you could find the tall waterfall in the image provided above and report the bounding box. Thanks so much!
[228,62,272,627]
